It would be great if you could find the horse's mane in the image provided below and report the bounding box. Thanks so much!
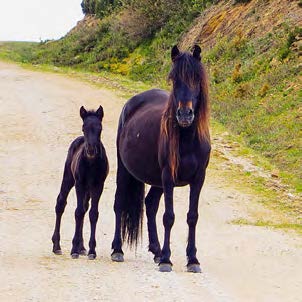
[160,52,210,181]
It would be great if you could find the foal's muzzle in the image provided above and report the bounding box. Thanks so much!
[85,144,99,158]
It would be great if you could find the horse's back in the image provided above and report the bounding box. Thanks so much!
[118,89,169,186]
[119,89,169,128]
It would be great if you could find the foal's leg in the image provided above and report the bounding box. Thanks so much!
[78,192,90,255]
[145,186,163,263]
[87,184,103,260]
[159,169,175,272]
[52,161,74,254]
[71,184,86,258]
[186,172,205,273]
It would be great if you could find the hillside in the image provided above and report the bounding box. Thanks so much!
[0,0,301,192]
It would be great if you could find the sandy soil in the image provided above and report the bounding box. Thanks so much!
[0,62,301,302]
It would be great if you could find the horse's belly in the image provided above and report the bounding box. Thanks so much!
[119,109,163,187]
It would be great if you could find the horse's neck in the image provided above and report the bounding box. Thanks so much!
[179,125,197,144]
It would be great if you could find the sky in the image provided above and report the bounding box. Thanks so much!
[0,0,84,42]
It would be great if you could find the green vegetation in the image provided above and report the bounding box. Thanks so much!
[0,42,38,63]
[205,26,302,192]
[0,0,301,196]
[231,218,302,234]
[81,0,122,17]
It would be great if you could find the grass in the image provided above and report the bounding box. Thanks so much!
[232,218,302,235]
[210,121,301,234]
[205,27,302,192]
[0,41,38,62]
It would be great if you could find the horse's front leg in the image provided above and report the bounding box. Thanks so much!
[87,184,103,260]
[145,186,163,263]
[159,168,175,272]
[186,172,205,273]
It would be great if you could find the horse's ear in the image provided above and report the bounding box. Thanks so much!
[171,45,180,62]
[96,105,104,121]
[80,106,87,120]
[192,45,202,61]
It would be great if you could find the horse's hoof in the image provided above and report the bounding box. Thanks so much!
[187,264,201,273]
[71,253,79,259]
[88,254,96,260]
[154,256,161,264]
[79,249,87,256]
[159,263,172,272]
[53,249,62,255]
[111,252,124,262]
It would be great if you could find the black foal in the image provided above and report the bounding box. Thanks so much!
[52,105,108,260]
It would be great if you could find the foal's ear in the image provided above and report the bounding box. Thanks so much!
[96,105,104,121]
[171,45,180,62]
[192,45,202,61]
[80,106,87,120]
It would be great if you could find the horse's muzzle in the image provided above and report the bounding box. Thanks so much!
[176,108,194,128]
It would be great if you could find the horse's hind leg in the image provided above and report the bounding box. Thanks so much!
[145,186,163,263]
[52,162,74,254]
[111,154,145,262]
[87,184,103,260]
[111,158,128,262]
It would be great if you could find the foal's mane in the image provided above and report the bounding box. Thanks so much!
[160,52,210,180]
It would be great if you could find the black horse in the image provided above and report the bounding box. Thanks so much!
[52,105,109,260]
[111,45,211,272]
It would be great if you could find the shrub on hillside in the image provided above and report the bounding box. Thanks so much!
[81,0,121,17]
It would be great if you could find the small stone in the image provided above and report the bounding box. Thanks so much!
[271,170,279,178]
[287,193,295,199]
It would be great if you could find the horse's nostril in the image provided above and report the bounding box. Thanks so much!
[188,109,193,116]
[176,109,181,117]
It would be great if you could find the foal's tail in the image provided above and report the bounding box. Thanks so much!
[115,155,145,248]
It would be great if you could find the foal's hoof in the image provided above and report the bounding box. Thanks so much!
[88,254,96,260]
[71,253,79,259]
[187,264,201,273]
[111,252,124,262]
[159,263,172,272]
[53,249,62,255]
[154,256,161,264]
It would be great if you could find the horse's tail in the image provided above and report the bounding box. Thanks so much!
[115,154,145,247]
[114,110,145,247]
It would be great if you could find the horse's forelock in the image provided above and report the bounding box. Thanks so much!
[168,52,202,89]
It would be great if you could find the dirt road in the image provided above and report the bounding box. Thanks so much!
[0,62,301,302]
